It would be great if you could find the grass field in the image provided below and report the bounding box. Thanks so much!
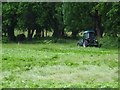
[1,40,118,88]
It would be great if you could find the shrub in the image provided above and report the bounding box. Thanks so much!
[2,35,9,43]
[16,34,26,42]
[100,36,118,49]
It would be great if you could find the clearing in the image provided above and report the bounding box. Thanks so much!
[1,40,118,88]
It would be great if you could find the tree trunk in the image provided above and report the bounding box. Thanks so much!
[94,10,102,38]
[46,29,47,37]
[61,29,64,37]
[28,29,31,40]
[96,21,101,38]
[36,29,41,37]
[7,14,17,41]
[7,26,16,41]
[31,29,35,38]
[41,29,44,38]
[28,29,35,40]
[52,25,64,38]
[52,29,60,38]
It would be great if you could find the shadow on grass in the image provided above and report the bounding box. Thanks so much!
[2,36,119,51]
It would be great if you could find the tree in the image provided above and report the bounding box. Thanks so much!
[43,2,65,38]
[63,3,95,38]
[17,3,39,40]
[105,3,120,37]
[2,2,19,41]
[92,2,120,37]
[2,2,119,42]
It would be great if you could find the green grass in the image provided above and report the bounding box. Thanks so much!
[1,40,118,88]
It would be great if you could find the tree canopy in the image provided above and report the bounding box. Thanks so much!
[2,2,120,41]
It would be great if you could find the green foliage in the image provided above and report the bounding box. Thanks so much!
[2,36,9,43]
[106,3,120,35]
[2,2,120,39]
[0,3,1,16]
[100,36,118,49]
[17,3,39,30]
[2,2,19,29]
[63,3,93,31]
[93,2,120,36]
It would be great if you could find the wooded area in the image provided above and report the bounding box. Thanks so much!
[2,2,120,42]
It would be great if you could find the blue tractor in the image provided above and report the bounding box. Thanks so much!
[77,30,99,47]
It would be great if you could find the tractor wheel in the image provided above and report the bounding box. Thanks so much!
[83,40,88,47]
[77,42,80,46]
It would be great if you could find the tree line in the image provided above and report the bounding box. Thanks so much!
[2,2,120,41]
